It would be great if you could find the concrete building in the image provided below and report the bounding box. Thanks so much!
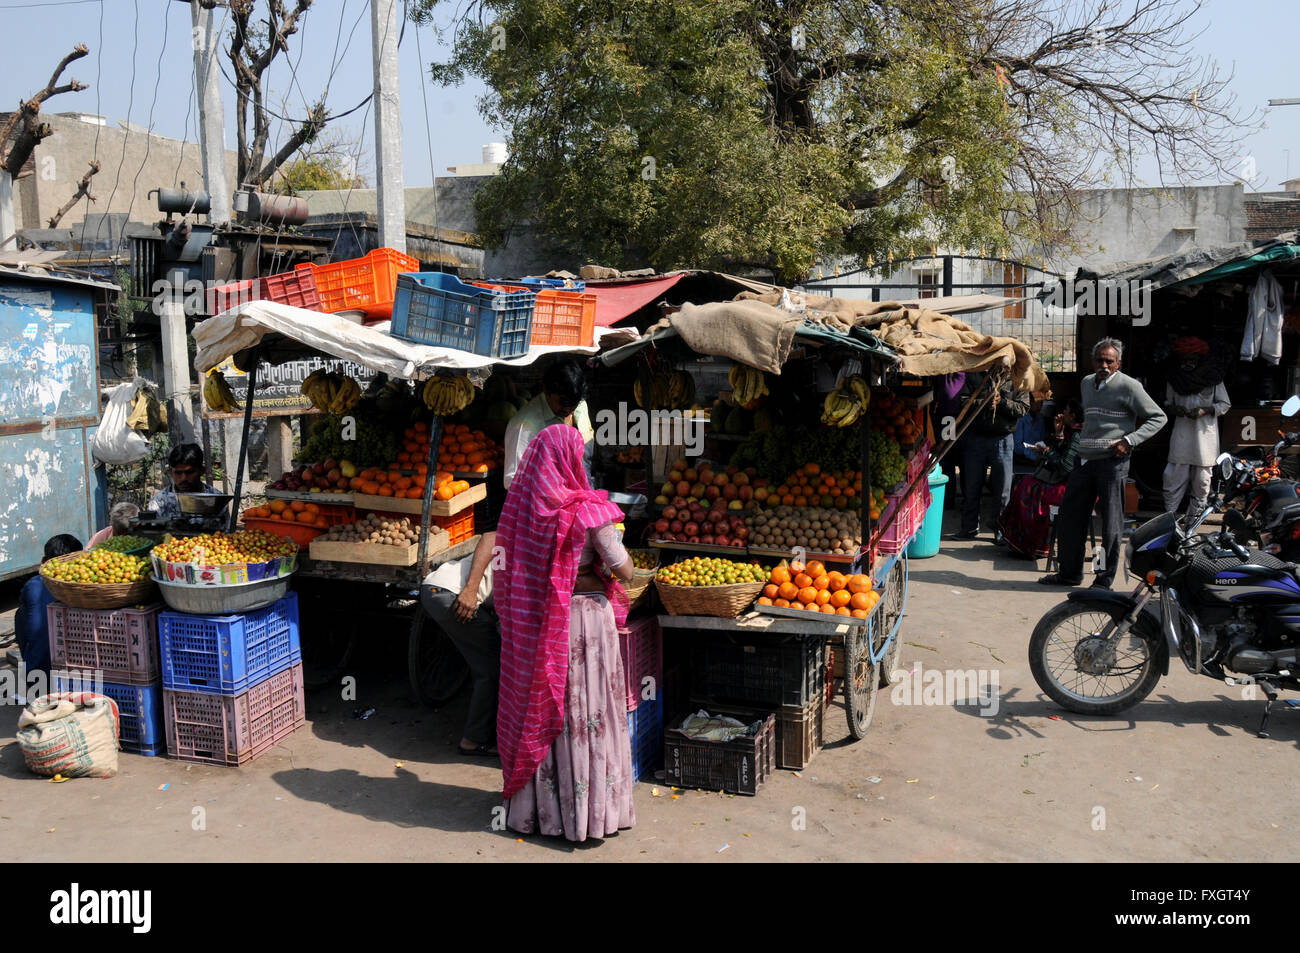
[5,112,238,239]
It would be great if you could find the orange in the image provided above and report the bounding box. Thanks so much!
[848,574,873,594]
[774,598,791,608]
[770,567,791,586]
[813,574,830,591]
[378,485,394,497]
[304,502,319,514]
[435,471,453,488]
[395,477,413,491]
[436,485,456,501]
[474,464,490,474]
[850,609,868,619]
[797,586,818,604]
[868,590,881,607]
[827,571,846,591]
[830,589,852,608]
[361,481,380,495]
[815,589,831,606]
[452,453,468,466]
[794,495,808,508]
[850,591,872,611]
[781,494,795,506]
[269,499,287,514]
[763,584,779,599]
[296,511,315,524]
[794,573,813,589]
[778,582,799,601]
[313,517,329,528]
[757,596,773,606]
[407,487,423,499]
[835,606,852,616]
[804,462,821,476]
[806,561,826,577]
[789,560,805,574]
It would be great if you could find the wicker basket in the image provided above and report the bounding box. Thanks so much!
[654,578,764,618]
[40,554,159,610]
[624,568,658,611]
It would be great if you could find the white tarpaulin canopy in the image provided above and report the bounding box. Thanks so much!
[193,300,634,381]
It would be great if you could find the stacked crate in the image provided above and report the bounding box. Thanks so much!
[619,615,663,782]
[47,602,168,756]
[158,593,305,765]
[686,632,826,770]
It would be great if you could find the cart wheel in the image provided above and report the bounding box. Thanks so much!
[843,621,880,740]
[408,609,470,707]
[876,555,907,688]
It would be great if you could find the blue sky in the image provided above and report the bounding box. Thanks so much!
[1,0,1297,191]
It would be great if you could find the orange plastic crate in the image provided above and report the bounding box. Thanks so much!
[434,510,475,545]
[472,281,596,347]
[296,248,420,319]
[242,503,356,547]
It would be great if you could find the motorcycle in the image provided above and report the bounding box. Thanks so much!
[1028,399,1300,738]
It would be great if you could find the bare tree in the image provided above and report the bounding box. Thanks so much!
[47,161,101,227]
[0,45,90,176]
[227,0,328,189]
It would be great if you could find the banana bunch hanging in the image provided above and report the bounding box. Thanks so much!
[204,371,241,413]
[633,369,695,410]
[728,364,770,410]
[421,373,476,415]
[301,370,362,414]
[821,375,871,427]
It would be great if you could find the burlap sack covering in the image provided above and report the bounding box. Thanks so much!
[579,265,622,280]
[651,299,803,374]
[736,289,1051,397]
[17,692,121,778]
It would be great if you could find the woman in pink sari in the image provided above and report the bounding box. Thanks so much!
[496,424,637,841]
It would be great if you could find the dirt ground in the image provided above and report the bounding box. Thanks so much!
[2,516,1298,863]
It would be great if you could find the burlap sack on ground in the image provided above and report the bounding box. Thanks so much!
[17,692,121,778]
[737,289,1050,396]
[649,299,802,374]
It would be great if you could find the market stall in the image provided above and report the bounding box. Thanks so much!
[594,293,1048,789]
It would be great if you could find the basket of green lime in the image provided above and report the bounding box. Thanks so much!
[91,535,156,556]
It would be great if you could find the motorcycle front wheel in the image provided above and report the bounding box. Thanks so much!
[1028,599,1164,715]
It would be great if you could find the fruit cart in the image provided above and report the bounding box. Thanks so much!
[599,312,1022,741]
[191,298,617,701]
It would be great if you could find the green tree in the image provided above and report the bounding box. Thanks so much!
[416,0,1247,283]
[272,154,366,195]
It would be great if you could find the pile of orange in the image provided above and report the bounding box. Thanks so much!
[243,499,330,529]
[756,560,880,618]
[388,422,503,474]
[871,390,924,445]
[350,468,426,499]
[768,463,864,511]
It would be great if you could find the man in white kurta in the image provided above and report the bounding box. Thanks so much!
[1163,382,1231,515]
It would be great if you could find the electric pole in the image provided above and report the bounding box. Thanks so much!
[371,0,406,252]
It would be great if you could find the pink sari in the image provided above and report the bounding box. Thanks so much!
[495,425,629,800]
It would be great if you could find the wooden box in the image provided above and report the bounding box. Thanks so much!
[307,538,420,566]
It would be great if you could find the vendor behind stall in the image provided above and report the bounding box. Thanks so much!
[503,359,594,489]
[147,444,224,520]
[87,502,141,548]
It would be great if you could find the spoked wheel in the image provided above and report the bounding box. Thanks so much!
[1028,599,1164,715]
[843,620,880,739]
[408,609,470,707]
[875,555,907,688]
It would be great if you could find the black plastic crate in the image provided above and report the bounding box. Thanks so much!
[690,633,825,708]
[663,709,776,796]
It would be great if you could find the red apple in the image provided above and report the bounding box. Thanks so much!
[311,462,326,476]
[733,472,750,486]
[674,480,690,497]
[684,521,699,537]
[670,520,684,534]
[673,457,689,471]
[744,467,758,478]
[300,471,315,486]
[668,470,683,484]
[739,485,754,501]
[700,535,715,545]
[735,525,750,540]
[654,518,670,534]
[702,522,714,535]
[726,464,739,475]
[673,496,689,508]
[705,486,721,501]
[687,535,701,545]
[683,468,699,483]
[692,483,709,499]
[661,482,675,497]
[663,505,678,520]
[716,534,730,546]
[722,484,739,501]
[754,487,770,502]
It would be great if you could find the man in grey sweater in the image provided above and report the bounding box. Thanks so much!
[1040,338,1168,588]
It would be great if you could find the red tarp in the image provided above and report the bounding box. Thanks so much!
[586,275,687,327]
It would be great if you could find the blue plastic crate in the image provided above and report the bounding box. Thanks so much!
[53,675,166,756]
[158,593,301,696]
[390,272,534,357]
[626,694,664,782]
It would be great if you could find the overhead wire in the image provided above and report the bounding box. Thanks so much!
[76,0,105,257]
[100,0,139,260]
[121,0,170,249]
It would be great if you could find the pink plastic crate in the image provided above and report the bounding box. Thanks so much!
[162,663,305,765]
[618,615,663,713]
[875,482,931,554]
[47,602,163,685]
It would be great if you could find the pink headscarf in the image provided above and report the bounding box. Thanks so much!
[495,424,628,799]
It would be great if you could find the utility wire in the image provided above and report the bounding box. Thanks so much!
[100,0,139,260]
[121,0,170,249]
[76,0,105,257]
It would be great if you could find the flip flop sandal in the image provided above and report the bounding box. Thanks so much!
[459,743,499,758]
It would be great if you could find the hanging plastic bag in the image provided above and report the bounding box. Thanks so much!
[92,380,150,465]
